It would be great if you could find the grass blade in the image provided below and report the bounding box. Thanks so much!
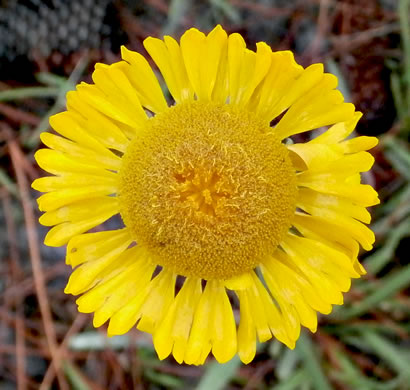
[365,217,410,274]
[196,357,241,390]
[63,361,91,390]
[341,262,410,319]
[0,86,59,101]
[272,368,309,390]
[295,332,333,390]
[361,331,410,381]
[144,368,183,388]
[398,0,410,106]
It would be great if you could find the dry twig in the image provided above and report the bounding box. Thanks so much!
[5,127,69,390]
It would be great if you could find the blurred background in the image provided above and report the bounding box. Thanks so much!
[0,0,409,389]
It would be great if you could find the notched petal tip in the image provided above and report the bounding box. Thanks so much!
[142,35,159,49]
[120,45,131,60]
[210,24,224,33]
[31,178,43,192]
[356,262,367,276]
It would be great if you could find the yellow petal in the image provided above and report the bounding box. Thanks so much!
[261,264,301,341]
[210,281,237,363]
[293,212,360,262]
[300,151,375,175]
[137,270,176,333]
[297,173,379,207]
[121,46,168,113]
[180,28,206,99]
[210,33,229,104]
[281,234,347,304]
[172,279,203,364]
[201,25,228,101]
[275,73,355,139]
[277,63,328,112]
[245,273,273,342]
[144,35,194,103]
[40,196,118,226]
[239,41,272,107]
[185,280,237,365]
[76,82,146,129]
[284,233,359,280]
[162,36,194,101]
[180,25,228,101]
[78,255,149,323]
[92,259,155,328]
[185,280,215,365]
[309,112,362,144]
[65,97,130,152]
[66,228,132,267]
[254,50,304,121]
[237,290,257,364]
[253,270,297,348]
[153,277,202,363]
[287,143,344,171]
[44,199,119,246]
[36,186,117,212]
[266,255,332,315]
[297,187,371,224]
[34,149,116,178]
[65,246,142,296]
[295,199,375,250]
[32,173,117,192]
[340,136,379,153]
[227,33,246,103]
[277,99,355,140]
[106,261,157,335]
[92,65,148,124]
[40,132,121,171]
[224,272,254,290]
[49,112,118,157]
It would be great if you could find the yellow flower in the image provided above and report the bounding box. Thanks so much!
[32,25,379,365]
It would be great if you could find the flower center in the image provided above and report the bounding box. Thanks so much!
[119,101,297,280]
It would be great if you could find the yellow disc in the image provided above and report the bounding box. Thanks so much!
[119,101,297,280]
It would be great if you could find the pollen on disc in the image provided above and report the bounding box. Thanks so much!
[118,101,297,280]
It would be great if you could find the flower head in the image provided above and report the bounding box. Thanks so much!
[33,25,379,365]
